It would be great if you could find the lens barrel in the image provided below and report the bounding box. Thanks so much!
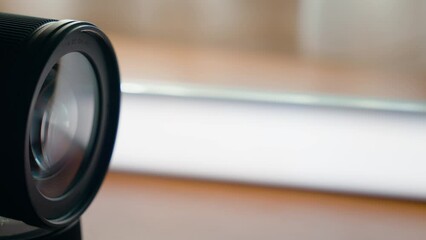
[0,13,120,229]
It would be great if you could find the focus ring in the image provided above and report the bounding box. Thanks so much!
[0,13,54,46]
[0,13,55,68]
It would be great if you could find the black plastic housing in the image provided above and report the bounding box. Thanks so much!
[0,13,120,229]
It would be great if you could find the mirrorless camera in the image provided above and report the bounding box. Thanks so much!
[0,12,120,239]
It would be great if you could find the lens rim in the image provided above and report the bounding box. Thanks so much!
[20,20,120,228]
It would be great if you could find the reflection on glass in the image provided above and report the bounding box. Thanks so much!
[30,52,99,199]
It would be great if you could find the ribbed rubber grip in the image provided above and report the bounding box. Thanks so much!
[0,13,55,70]
[0,13,54,48]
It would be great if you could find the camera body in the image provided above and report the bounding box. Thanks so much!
[0,13,120,239]
[0,217,81,239]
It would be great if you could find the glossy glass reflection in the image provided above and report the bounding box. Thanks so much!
[30,52,99,198]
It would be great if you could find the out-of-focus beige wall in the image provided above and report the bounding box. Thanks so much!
[299,0,426,69]
[2,0,426,75]
[0,0,83,20]
[0,0,299,53]
[81,0,299,53]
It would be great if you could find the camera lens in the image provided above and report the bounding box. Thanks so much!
[0,13,120,229]
[29,52,99,198]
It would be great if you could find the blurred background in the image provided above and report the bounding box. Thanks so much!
[3,0,426,99]
[2,1,426,239]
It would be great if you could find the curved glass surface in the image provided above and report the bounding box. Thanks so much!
[30,52,99,198]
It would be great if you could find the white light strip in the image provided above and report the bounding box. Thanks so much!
[111,90,426,200]
[121,80,426,113]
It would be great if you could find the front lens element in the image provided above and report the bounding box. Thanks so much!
[30,52,99,198]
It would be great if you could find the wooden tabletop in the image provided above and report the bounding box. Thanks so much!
[83,172,426,240]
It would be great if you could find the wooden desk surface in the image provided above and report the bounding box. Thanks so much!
[83,172,426,240]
